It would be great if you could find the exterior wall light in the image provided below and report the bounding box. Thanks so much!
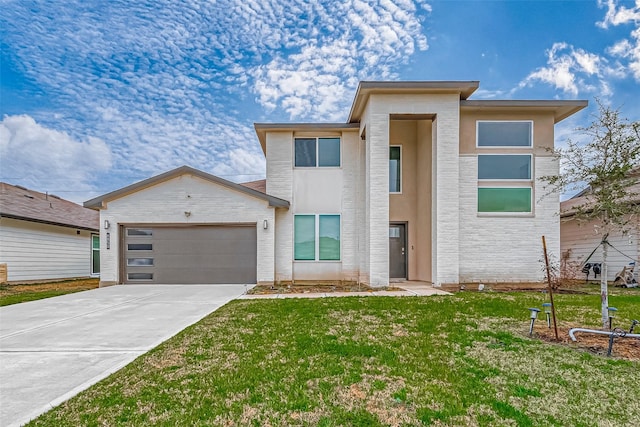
[263,219,268,229]
[103,220,110,230]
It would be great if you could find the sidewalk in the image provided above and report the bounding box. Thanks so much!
[240,281,451,299]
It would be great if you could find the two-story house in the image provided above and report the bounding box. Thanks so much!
[86,81,587,287]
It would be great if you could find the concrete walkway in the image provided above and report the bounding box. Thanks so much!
[241,282,451,299]
[0,284,250,427]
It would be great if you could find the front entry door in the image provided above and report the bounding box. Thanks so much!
[389,224,407,279]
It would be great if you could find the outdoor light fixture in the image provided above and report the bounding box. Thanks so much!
[608,307,617,330]
[528,308,541,336]
[542,303,552,328]
[103,220,110,230]
[263,219,268,229]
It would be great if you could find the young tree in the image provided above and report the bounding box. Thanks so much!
[542,100,640,328]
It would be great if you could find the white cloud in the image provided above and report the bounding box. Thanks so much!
[249,0,431,120]
[597,0,640,28]
[1,0,432,195]
[518,1,640,97]
[0,115,112,202]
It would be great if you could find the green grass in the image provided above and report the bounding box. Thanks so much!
[0,279,98,306]
[29,288,640,426]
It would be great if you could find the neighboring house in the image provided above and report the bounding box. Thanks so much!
[86,80,587,287]
[0,182,100,283]
[560,180,640,282]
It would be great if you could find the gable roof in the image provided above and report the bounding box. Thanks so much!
[0,182,99,231]
[84,166,289,209]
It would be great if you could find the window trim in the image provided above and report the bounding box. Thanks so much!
[294,213,341,262]
[476,120,534,149]
[477,186,533,216]
[294,137,342,168]
[389,145,402,194]
[477,153,533,182]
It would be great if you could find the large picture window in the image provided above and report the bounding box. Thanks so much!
[478,188,532,213]
[477,121,532,147]
[294,214,341,261]
[295,137,340,167]
[389,146,401,193]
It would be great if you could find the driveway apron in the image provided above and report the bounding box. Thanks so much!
[0,284,249,427]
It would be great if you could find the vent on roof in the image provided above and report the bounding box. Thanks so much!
[23,194,34,199]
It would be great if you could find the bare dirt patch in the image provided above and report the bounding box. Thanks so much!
[0,278,99,296]
[533,323,640,361]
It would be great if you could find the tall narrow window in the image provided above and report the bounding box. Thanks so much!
[389,146,401,193]
[294,215,316,260]
[319,215,340,260]
[91,234,100,275]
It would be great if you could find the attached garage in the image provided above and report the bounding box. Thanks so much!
[123,225,257,284]
[84,166,289,287]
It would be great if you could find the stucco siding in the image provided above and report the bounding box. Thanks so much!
[0,217,92,282]
[458,155,560,282]
[100,174,275,285]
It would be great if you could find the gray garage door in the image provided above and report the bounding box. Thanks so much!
[123,225,257,284]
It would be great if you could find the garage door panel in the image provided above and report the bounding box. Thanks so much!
[124,225,257,284]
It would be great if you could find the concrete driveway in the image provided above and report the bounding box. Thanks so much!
[0,284,250,427]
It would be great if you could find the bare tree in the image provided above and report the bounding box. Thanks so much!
[542,100,640,328]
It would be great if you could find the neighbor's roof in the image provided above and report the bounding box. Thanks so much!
[560,179,640,218]
[0,182,99,231]
[461,100,588,124]
[348,81,480,123]
[240,179,266,193]
[84,166,289,209]
[253,123,360,154]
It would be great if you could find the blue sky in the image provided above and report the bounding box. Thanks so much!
[1,0,639,203]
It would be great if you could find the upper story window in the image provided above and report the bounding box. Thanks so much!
[389,146,401,193]
[295,137,340,167]
[478,154,532,180]
[477,121,532,147]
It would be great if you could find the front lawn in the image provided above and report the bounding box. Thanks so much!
[0,278,99,306]
[30,289,639,426]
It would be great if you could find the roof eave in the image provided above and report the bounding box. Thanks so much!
[254,123,360,154]
[460,100,588,123]
[0,213,99,232]
[348,81,480,123]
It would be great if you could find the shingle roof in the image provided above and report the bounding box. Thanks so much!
[0,182,99,231]
[240,179,266,193]
[560,180,640,218]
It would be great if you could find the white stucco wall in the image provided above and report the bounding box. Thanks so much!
[99,174,276,285]
[266,131,294,282]
[365,93,461,286]
[458,155,560,282]
[0,217,93,282]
